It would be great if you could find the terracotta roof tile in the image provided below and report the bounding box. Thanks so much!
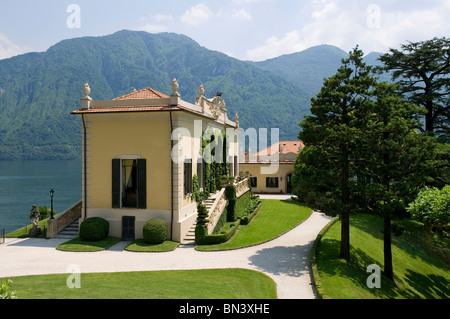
[72,105,173,114]
[256,141,304,156]
[113,88,169,100]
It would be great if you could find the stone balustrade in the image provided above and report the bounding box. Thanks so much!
[46,200,82,239]
[205,177,250,234]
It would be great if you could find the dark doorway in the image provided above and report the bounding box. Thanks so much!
[122,216,135,241]
[286,174,293,193]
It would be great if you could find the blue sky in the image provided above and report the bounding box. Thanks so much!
[0,0,449,61]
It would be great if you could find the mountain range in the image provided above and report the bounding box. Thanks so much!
[0,30,384,160]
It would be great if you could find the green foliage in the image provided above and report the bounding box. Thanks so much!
[38,206,51,220]
[191,175,200,203]
[408,185,450,235]
[294,45,438,269]
[0,279,16,299]
[225,185,237,222]
[143,219,168,244]
[240,197,262,225]
[196,204,209,226]
[295,46,377,216]
[79,217,109,241]
[195,220,240,245]
[377,37,450,138]
[224,185,236,200]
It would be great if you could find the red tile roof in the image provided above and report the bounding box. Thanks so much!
[72,105,173,114]
[113,88,169,100]
[256,141,304,156]
[71,86,237,128]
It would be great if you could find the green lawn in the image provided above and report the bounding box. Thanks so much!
[196,199,312,251]
[125,239,179,252]
[3,268,277,299]
[314,214,450,299]
[56,237,121,252]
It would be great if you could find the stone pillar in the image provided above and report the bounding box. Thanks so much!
[47,218,58,239]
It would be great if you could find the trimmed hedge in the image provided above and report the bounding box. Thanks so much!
[79,217,109,241]
[195,220,241,245]
[143,219,168,244]
[240,201,262,225]
[225,185,237,222]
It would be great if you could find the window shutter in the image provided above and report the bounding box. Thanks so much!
[112,159,121,208]
[137,159,147,209]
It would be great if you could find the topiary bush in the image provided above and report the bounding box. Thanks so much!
[196,204,209,226]
[80,217,109,241]
[143,219,168,244]
[225,185,237,222]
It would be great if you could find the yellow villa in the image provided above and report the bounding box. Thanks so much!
[70,79,240,243]
[240,141,304,194]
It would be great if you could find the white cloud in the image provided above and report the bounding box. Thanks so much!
[151,14,174,22]
[246,30,306,61]
[135,14,174,33]
[181,3,212,26]
[0,33,28,60]
[246,0,450,61]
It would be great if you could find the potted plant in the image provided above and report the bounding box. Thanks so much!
[228,176,235,185]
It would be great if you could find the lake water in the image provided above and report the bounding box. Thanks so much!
[0,160,81,234]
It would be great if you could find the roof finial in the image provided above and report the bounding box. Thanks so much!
[170,78,180,105]
[235,113,239,128]
[171,78,179,94]
[81,83,92,110]
[83,83,91,97]
[199,84,204,96]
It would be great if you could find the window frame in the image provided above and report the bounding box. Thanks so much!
[266,177,279,188]
[112,156,146,209]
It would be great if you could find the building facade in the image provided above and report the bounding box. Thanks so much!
[71,80,239,242]
[239,141,303,194]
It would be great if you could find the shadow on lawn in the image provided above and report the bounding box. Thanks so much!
[403,270,450,299]
[315,238,402,299]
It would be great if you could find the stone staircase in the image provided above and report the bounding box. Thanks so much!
[180,193,219,245]
[55,220,79,239]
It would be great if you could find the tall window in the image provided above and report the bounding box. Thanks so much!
[184,159,192,195]
[112,158,146,209]
[250,177,257,188]
[122,160,137,208]
[266,177,279,188]
[197,158,204,190]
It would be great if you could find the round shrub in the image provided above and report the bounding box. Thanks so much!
[80,217,109,241]
[143,219,168,244]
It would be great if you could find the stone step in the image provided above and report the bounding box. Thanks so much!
[55,221,79,239]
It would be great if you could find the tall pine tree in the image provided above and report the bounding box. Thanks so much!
[360,82,436,280]
[294,47,376,261]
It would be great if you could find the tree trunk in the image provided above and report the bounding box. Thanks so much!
[340,144,350,262]
[383,213,394,281]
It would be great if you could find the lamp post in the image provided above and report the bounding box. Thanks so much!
[50,189,55,219]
